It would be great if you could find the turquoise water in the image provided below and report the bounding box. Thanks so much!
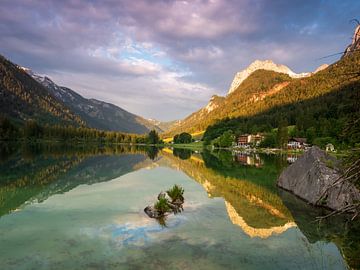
[0,145,356,269]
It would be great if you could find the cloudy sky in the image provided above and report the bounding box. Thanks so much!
[1,0,359,121]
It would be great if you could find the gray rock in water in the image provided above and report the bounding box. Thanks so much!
[144,205,162,218]
[277,146,360,211]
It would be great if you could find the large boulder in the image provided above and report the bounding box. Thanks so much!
[277,146,360,211]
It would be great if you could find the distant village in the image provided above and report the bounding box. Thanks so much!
[234,133,335,152]
[235,134,309,150]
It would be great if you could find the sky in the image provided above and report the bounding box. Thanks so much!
[1,0,359,121]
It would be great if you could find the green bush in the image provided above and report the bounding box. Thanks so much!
[154,197,170,214]
[166,184,184,202]
[259,133,277,148]
[313,137,335,149]
[173,132,192,144]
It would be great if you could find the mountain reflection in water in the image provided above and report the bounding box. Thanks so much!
[0,143,358,269]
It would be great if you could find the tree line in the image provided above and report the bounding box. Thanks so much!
[0,116,163,145]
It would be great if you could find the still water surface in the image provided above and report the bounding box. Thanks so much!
[0,144,358,269]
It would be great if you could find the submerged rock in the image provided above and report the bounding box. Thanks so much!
[277,146,360,211]
[144,205,165,219]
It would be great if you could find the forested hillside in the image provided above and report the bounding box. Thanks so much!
[0,55,83,126]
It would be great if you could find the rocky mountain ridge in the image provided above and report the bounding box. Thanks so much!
[227,60,307,94]
[20,67,166,134]
[227,60,326,94]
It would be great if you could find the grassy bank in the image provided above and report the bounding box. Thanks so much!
[165,141,205,150]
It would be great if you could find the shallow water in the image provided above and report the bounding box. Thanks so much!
[0,145,358,269]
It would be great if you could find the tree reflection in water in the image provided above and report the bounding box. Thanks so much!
[0,144,358,268]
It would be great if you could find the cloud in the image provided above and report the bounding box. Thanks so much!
[179,46,224,62]
[48,66,215,121]
[0,0,359,120]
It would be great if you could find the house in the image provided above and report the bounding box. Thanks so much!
[287,138,307,150]
[236,134,264,147]
[237,134,252,147]
[326,143,335,152]
[252,134,264,146]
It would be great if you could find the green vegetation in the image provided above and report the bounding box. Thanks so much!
[0,118,146,143]
[173,148,192,160]
[201,150,287,192]
[146,130,161,145]
[324,159,335,169]
[259,132,277,148]
[313,137,336,149]
[170,140,204,150]
[0,115,18,140]
[173,132,192,144]
[166,184,185,202]
[145,146,160,160]
[154,197,171,214]
[150,184,185,217]
[211,130,234,148]
[0,118,168,148]
[276,120,289,149]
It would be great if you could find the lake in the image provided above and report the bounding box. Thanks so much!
[0,144,359,270]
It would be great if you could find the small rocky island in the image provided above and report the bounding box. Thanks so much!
[277,146,360,211]
[144,184,185,219]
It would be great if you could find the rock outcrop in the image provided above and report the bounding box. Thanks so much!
[313,64,329,73]
[227,60,310,94]
[204,95,225,113]
[227,60,329,95]
[343,25,360,58]
[277,146,360,211]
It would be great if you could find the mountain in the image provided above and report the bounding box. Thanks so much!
[164,95,226,136]
[164,67,293,137]
[147,118,180,132]
[0,55,84,126]
[227,60,311,94]
[20,67,165,134]
[164,60,329,137]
